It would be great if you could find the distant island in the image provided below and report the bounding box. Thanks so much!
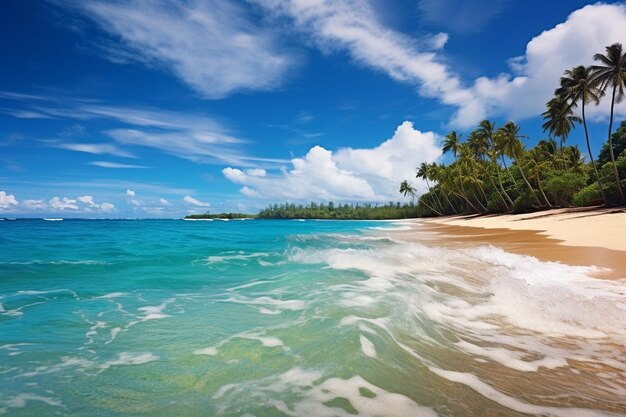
[185,213,255,220]
[185,202,421,220]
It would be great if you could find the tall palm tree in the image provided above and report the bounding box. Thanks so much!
[591,43,626,205]
[556,65,607,205]
[477,120,514,209]
[442,131,461,159]
[541,96,582,151]
[525,148,553,207]
[416,162,444,212]
[501,122,541,206]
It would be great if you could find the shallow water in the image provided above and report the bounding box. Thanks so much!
[1,219,625,416]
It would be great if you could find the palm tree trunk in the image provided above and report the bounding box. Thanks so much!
[607,85,625,205]
[425,179,445,213]
[582,99,608,206]
[488,176,509,210]
[536,176,553,207]
[493,159,515,208]
[516,158,541,206]
[420,196,442,216]
[501,156,518,186]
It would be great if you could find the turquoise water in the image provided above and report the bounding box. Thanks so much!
[1,219,625,416]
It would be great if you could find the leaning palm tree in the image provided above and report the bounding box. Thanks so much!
[502,122,541,206]
[556,65,607,205]
[442,131,461,159]
[541,96,582,151]
[477,120,514,209]
[590,43,626,205]
[416,162,444,213]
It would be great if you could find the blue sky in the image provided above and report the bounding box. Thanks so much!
[1,0,626,217]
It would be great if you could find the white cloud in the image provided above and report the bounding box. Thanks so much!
[22,199,47,210]
[0,191,19,210]
[223,121,441,201]
[100,202,116,213]
[89,161,147,169]
[159,198,170,206]
[465,2,626,125]
[126,189,136,197]
[125,189,140,206]
[55,142,135,158]
[183,195,210,207]
[77,0,294,98]
[245,168,266,177]
[49,197,79,211]
[78,195,98,207]
[253,1,626,127]
[253,0,480,125]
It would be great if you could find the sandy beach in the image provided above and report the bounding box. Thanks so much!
[391,207,626,279]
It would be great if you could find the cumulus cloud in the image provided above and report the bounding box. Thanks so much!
[100,202,116,213]
[466,2,626,124]
[253,1,626,127]
[76,0,294,98]
[223,121,441,201]
[183,195,211,207]
[22,199,47,210]
[125,189,141,207]
[159,198,170,206]
[49,197,79,211]
[78,195,98,207]
[0,191,19,210]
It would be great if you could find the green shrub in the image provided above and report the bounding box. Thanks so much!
[573,182,603,207]
[543,171,587,207]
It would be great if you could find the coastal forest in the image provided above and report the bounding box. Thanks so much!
[400,42,626,216]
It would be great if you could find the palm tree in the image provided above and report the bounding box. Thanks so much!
[416,162,444,213]
[501,122,541,206]
[442,131,461,159]
[525,148,553,207]
[477,120,514,209]
[541,96,582,151]
[556,65,607,205]
[399,180,415,200]
[591,43,626,205]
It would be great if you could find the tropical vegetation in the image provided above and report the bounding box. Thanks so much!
[401,42,626,216]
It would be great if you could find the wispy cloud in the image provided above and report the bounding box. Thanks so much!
[68,0,295,98]
[0,92,268,166]
[54,143,136,158]
[183,195,210,207]
[89,161,148,169]
[251,0,481,127]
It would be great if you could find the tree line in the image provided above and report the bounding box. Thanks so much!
[400,43,626,216]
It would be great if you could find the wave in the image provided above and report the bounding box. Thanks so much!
[43,218,63,221]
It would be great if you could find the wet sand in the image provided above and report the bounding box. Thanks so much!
[391,208,626,279]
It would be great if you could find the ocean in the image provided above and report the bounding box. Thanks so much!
[0,219,624,416]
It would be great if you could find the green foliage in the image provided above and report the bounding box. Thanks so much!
[512,190,537,213]
[257,201,420,220]
[573,182,603,207]
[598,120,626,166]
[542,171,587,207]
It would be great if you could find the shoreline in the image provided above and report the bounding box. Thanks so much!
[389,207,626,279]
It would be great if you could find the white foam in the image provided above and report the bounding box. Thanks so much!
[359,335,377,358]
[429,367,621,417]
[193,347,219,356]
[95,292,127,299]
[0,393,61,414]
[100,352,159,369]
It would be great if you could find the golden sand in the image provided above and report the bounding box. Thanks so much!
[392,208,626,279]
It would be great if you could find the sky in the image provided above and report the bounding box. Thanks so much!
[2,0,626,217]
